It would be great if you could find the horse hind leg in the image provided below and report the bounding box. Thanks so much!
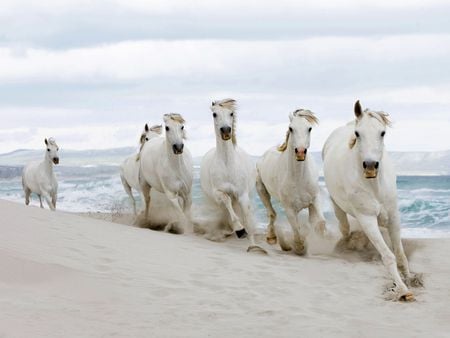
[332,198,350,236]
[308,196,327,237]
[121,175,136,215]
[256,175,277,244]
[24,187,31,206]
[38,195,44,208]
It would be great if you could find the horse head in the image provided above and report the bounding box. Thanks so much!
[350,100,391,179]
[45,138,60,165]
[278,109,318,161]
[163,113,186,155]
[211,98,237,145]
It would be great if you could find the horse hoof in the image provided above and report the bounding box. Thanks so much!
[235,229,247,238]
[247,245,267,254]
[399,292,415,302]
[266,236,277,245]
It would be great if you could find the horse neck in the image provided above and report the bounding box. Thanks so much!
[215,133,236,165]
[286,140,309,180]
[43,152,54,174]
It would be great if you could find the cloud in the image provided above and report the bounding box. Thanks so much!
[0,1,449,154]
[1,0,450,48]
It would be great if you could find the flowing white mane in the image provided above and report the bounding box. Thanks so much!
[47,137,58,147]
[164,113,185,124]
[278,109,319,152]
[363,108,392,127]
[211,98,237,111]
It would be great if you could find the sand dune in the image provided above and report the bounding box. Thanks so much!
[1,199,449,337]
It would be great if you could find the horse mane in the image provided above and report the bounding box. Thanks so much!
[277,130,290,152]
[365,109,392,127]
[278,109,318,152]
[164,113,185,124]
[293,109,319,125]
[211,98,237,145]
[47,137,57,146]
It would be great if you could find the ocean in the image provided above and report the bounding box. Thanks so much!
[1,161,449,238]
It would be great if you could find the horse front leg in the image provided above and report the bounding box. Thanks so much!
[42,192,55,211]
[214,191,244,233]
[256,175,277,244]
[386,210,422,288]
[355,213,414,301]
[308,196,327,237]
[237,193,267,254]
[283,204,307,255]
[52,192,57,210]
[164,190,189,234]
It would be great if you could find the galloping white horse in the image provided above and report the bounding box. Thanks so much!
[120,123,162,214]
[139,114,193,233]
[323,100,418,301]
[22,138,60,210]
[256,109,326,255]
[199,99,264,252]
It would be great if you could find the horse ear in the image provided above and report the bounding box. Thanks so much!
[211,101,215,106]
[354,100,362,119]
[45,138,48,145]
[145,123,149,132]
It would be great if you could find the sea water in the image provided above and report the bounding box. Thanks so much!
[0,165,449,238]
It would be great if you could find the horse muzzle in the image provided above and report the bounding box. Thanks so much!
[172,143,184,155]
[220,126,232,141]
[295,147,307,161]
[53,157,59,165]
[363,160,379,178]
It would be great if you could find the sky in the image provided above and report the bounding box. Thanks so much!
[0,0,449,156]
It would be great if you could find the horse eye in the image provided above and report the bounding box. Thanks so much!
[381,131,386,137]
[289,127,293,132]
[181,126,184,130]
[308,127,312,132]
[165,126,169,131]
[213,113,217,118]
[355,131,360,138]
[230,112,234,117]
[47,149,50,151]
[145,137,149,141]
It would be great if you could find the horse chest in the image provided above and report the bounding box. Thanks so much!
[213,161,247,195]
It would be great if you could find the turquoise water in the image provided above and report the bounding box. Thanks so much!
[1,165,449,237]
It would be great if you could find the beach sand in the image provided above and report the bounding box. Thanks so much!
[1,199,449,337]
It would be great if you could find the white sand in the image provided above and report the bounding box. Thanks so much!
[1,199,450,337]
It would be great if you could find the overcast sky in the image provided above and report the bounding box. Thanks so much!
[0,0,449,156]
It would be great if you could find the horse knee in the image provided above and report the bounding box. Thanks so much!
[381,251,396,267]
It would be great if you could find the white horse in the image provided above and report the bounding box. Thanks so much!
[139,114,193,233]
[256,109,326,255]
[323,100,419,301]
[120,123,162,214]
[22,138,59,211]
[198,99,264,253]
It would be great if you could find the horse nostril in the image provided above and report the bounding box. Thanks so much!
[295,148,298,154]
[304,148,307,155]
[375,162,379,169]
[220,126,231,134]
[363,161,367,169]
